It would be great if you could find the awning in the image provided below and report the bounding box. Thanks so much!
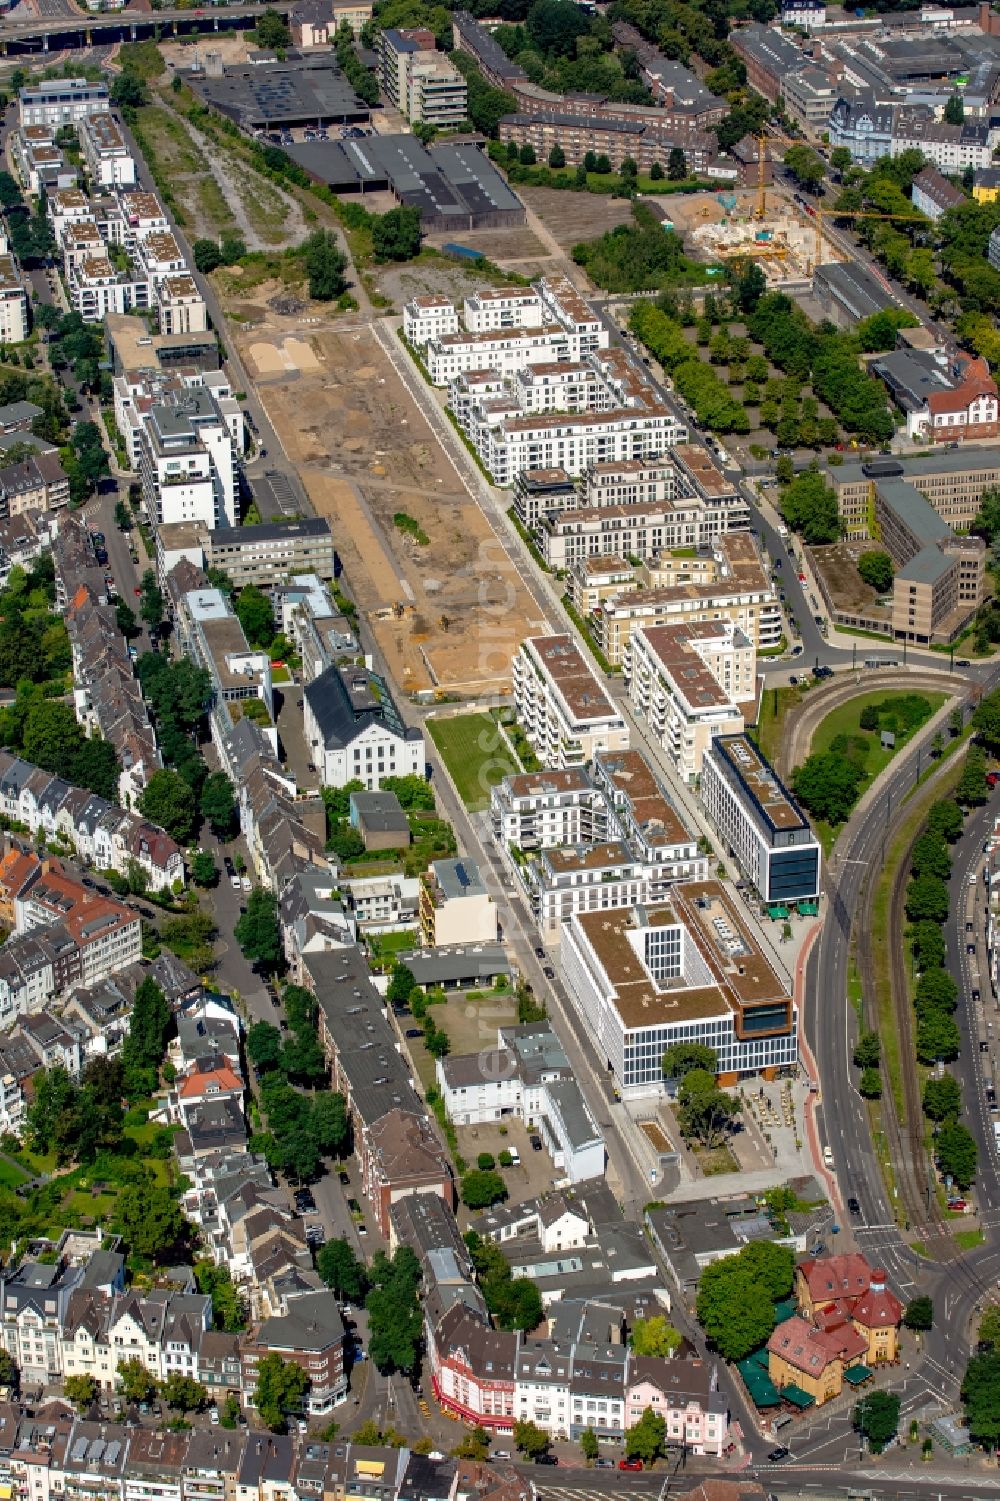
[773,1299,797,1325]
[769,905,790,919]
[797,901,819,915]
[738,1357,780,1407]
[781,1384,815,1408]
[844,1365,872,1385]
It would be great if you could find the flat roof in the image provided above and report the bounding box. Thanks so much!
[709,735,809,834]
[523,634,620,726]
[185,55,369,126]
[834,445,1000,488]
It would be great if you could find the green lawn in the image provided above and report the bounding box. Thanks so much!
[367,929,419,967]
[428,713,519,811]
[0,1157,29,1190]
[954,1227,984,1251]
[811,690,946,785]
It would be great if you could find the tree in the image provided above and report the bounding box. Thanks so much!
[116,599,138,639]
[317,1239,368,1301]
[200,771,236,837]
[193,239,222,274]
[580,1428,599,1463]
[122,975,171,1084]
[625,1407,665,1465]
[190,850,217,887]
[221,1393,242,1428]
[853,1032,880,1070]
[783,144,825,192]
[911,920,946,970]
[194,1261,246,1332]
[937,1120,978,1189]
[830,146,852,178]
[371,205,422,263]
[26,1064,79,1158]
[858,1067,882,1099]
[738,1240,795,1300]
[963,1351,1000,1448]
[387,963,416,1005]
[519,143,536,166]
[117,1357,157,1405]
[667,146,687,180]
[649,161,663,180]
[115,1181,189,1262]
[453,1427,491,1461]
[662,1042,717,1079]
[696,1257,777,1360]
[858,550,893,593]
[234,585,274,649]
[110,69,149,111]
[630,1316,682,1357]
[513,1420,550,1460]
[161,1373,208,1413]
[235,888,282,971]
[309,1092,349,1156]
[957,744,989,807]
[980,1306,1000,1349]
[254,1351,309,1432]
[65,1374,98,1412]
[256,6,291,46]
[903,1296,933,1331]
[855,1390,901,1453]
[366,1248,423,1375]
[973,687,1000,754]
[915,967,958,1016]
[916,1009,961,1064]
[461,1169,507,1209]
[22,699,85,781]
[780,468,840,543]
[140,768,197,845]
[927,799,964,841]
[944,92,964,124]
[548,144,565,169]
[0,1349,17,1394]
[247,1020,284,1073]
[139,569,164,630]
[301,229,348,301]
[676,1067,740,1147]
[911,832,952,881]
[905,873,950,925]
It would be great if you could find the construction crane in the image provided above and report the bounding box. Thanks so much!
[809,205,928,274]
[755,129,818,219]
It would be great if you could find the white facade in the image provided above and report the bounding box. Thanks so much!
[512,634,630,769]
[463,288,545,333]
[626,621,754,784]
[560,884,798,1097]
[19,78,109,127]
[0,256,28,344]
[79,113,137,187]
[478,406,687,487]
[403,295,460,347]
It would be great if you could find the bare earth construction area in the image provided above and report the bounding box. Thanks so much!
[240,323,544,695]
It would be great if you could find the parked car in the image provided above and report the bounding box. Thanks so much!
[768,1447,790,1463]
[530,1135,542,1152]
[543,965,555,979]
[848,1196,861,1216]
[534,1455,558,1466]
[508,1147,520,1167]
[618,1459,643,1471]
[241,874,252,891]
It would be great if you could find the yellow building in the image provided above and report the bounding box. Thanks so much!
[795,1253,902,1367]
[973,168,1000,203]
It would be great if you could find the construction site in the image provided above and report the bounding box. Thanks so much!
[672,186,845,287]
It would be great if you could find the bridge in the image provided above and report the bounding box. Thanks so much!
[0,1,294,55]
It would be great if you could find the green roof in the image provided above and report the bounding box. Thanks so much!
[781,1383,815,1407]
[844,1365,872,1385]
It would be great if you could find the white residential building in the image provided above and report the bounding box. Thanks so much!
[0,255,28,344]
[463,288,545,333]
[303,663,426,789]
[78,113,136,187]
[138,387,242,531]
[560,879,798,1096]
[156,274,208,336]
[626,620,755,783]
[403,294,460,347]
[700,733,821,907]
[512,634,629,769]
[476,406,686,487]
[19,78,109,128]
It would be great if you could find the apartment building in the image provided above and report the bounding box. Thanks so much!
[379,29,469,128]
[478,406,687,487]
[0,254,28,345]
[419,857,499,946]
[730,25,807,103]
[205,517,336,586]
[14,858,142,987]
[625,620,756,784]
[178,588,273,746]
[464,288,545,334]
[437,1021,604,1182]
[892,107,992,170]
[560,879,798,1094]
[403,294,460,348]
[871,348,999,445]
[138,388,241,531]
[490,766,604,852]
[512,634,629,769]
[911,164,965,222]
[701,734,821,907]
[155,274,207,337]
[0,452,69,515]
[19,78,109,127]
[497,110,716,174]
[303,664,426,789]
[78,113,136,187]
[593,530,782,666]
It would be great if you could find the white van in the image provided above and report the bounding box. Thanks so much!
[823,1145,834,1168]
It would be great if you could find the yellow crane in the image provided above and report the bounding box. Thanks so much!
[809,205,929,273]
[755,129,814,219]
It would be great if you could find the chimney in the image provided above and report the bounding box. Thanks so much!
[870,1266,887,1292]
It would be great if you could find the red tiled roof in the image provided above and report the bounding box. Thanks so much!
[179,1065,242,1098]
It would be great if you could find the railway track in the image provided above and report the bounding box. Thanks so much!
[856,771,959,1257]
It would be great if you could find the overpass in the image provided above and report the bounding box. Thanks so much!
[0,1,294,55]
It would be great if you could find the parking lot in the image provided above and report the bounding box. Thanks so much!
[252,124,373,148]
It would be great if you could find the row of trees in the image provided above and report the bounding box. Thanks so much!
[629,300,749,434]
[248,984,350,1183]
[904,797,977,1188]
